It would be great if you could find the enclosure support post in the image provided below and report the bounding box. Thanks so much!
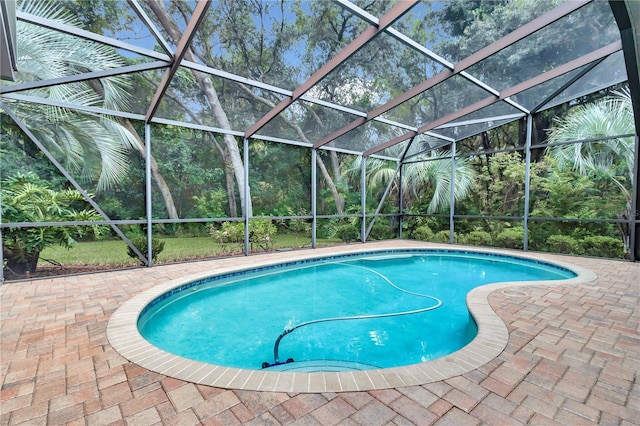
[243,137,250,256]
[366,164,401,240]
[523,114,533,252]
[609,1,640,260]
[630,136,639,261]
[0,229,4,283]
[361,155,367,243]
[311,149,317,248]
[398,163,404,239]
[0,160,4,281]
[145,124,153,267]
[449,141,456,244]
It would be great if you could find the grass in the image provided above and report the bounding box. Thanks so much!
[39,233,341,267]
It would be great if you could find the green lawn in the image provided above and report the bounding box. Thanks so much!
[39,233,341,266]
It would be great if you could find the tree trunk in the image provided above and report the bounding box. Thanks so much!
[328,150,345,214]
[194,71,252,216]
[224,160,238,217]
[316,154,344,214]
[122,121,179,219]
[329,150,341,184]
[3,249,39,279]
[210,134,238,217]
[234,83,346,215]
[143,0,252,217]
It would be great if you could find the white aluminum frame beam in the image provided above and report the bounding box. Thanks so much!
[317,0,591,151]
[244,0,418,139]
[365,41,622,157]
[145,0,211,123]
[17,11,171,62]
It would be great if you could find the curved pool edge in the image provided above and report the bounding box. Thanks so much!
[106,243,598,393]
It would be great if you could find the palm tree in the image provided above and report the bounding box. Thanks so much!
[349,146,476,214]
[546,88,634,190]
[546,87,635,251]
[1,0,140,191]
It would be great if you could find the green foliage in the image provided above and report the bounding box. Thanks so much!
[545,235,581,255]
[368,221,395,240]
[193,191,228,218]
[2,172,106,277]
[152,222,209,238]
[333,225,360,243]
[454,145,629,257]
[531,168,617,219]
[278,218,311,235]
[210,221,244,245]
[433,230,453,244]
[459,231,493,247]
[249,221,277,251]
[545,88,634,254]
[250,142,311,216]
[461,152,533,217]
[0,127,68,187]
[411,226,434,241]
[528,163,627,252]
[403,215,447,238]
[208,221,277,252]
[547,88,635,187]
[533,171,585,217]
[580,236,624,259]
[435,0,618,86]
[350,148,476,216]
[494,227,525,249]
[150,126,231,219]
[126,235,165,265]
[274,207,312,235]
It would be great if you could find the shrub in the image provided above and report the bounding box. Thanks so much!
[248,221,277,250]
[278,219,311,235]
[2,172,107,278]
[411,225,433,241]
[546,235,581,255]
[126,235,165,264]
[211,221,243,244]
[334,224,360,242]
[275,208,311,235]
[432,230,453,243]
[460,230,492,247]
[580,236,625,258]
[368,221,394,240]
[208,221,276,252]
[495,227,524,249]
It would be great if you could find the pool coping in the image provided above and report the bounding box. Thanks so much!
[106,242,597,393]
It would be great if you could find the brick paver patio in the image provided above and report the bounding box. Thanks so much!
[1,242,639,425]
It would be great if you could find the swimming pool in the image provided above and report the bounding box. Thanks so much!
[107,243,593,392]
[137,249,574,370]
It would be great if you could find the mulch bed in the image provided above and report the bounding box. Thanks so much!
[3,264,138,282]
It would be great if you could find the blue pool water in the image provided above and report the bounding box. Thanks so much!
[138,250,575,371]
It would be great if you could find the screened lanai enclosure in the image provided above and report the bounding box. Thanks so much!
[1,0,639,281]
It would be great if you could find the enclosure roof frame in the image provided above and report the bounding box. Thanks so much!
[243,0,418,139]
[0,0,637,160]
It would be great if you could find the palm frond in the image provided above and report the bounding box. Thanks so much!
[546,88,634,183]
[1,1,140,190]
[350,147,476,214]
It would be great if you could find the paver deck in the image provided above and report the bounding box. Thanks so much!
[1,241,639,425]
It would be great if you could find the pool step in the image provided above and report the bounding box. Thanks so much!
[265,359,380,372]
